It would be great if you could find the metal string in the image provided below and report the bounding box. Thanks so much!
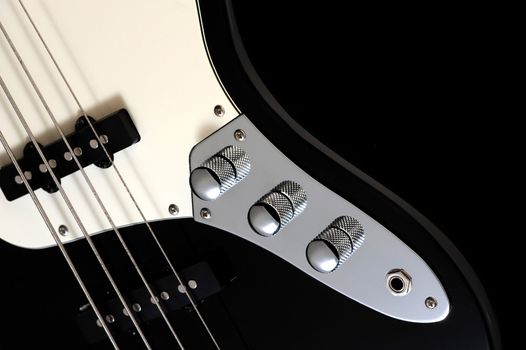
[0,17,184,350]
[0,78,153,350]
[17,1,221,348]
[0,116,119,350]
[0,48,152,350]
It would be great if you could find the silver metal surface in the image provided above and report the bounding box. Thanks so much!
[386,269,412,296]
[160,292,170,301]
[190,146,250,201]
[249,181,307,236]
[132,303,142,313]
[191,168,221,200]
[190,114,450,323]
[306,240,339,273]
[106,314,115,324]
[307,216,365,273]
[64,151,73,161]
[178,285,187,294]
[39,164,47,173]
[248,204,280,236]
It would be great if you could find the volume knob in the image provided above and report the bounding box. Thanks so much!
[307,216,365,273]
[190,146,250,201]
[249,181,307,236]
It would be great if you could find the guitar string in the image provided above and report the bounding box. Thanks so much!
[0,74,146,350]
[0,119,119,350]
[0,27,154,350]
[17,1,221,348]
[0,18,185,350]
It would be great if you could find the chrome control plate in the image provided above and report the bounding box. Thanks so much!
[189,115,450,323]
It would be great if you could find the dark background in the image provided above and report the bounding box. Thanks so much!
[233,2,512,346]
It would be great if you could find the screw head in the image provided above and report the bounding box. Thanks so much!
[188,280,198,289]
[168,204,179,216]
[58,225,68,236]
[160,291,170,300]
[425,297,438,309]
[234,129,246,141]
[200,208,211,219]
[214,105,225,117]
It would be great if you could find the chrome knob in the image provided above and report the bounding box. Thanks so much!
[190,146,250,201]
[307,216,365,273]
[249,181,307,236]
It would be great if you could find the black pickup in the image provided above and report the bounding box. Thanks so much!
[0,109,140,201]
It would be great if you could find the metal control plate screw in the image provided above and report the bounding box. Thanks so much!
[425,297,437,309]
[214,105,225,117]
[160,292,170,300]
[168,204,179,216]
[234,129,246,141]
[200,208,211,219]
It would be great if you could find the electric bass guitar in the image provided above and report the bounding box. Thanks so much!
[0,0,500,349]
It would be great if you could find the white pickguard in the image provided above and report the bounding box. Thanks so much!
[0,0,236,249]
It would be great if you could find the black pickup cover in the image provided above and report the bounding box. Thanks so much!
[0,109,140,201]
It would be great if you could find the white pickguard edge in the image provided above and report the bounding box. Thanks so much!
[0,0,237,249]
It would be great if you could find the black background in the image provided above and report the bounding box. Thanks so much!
[232,2,511,346]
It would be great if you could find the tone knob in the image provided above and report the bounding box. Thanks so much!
[249,181,307,236]
[190,146,250,201]
[307,216,365,273]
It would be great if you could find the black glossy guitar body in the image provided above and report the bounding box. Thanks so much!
[0,1,500,349]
